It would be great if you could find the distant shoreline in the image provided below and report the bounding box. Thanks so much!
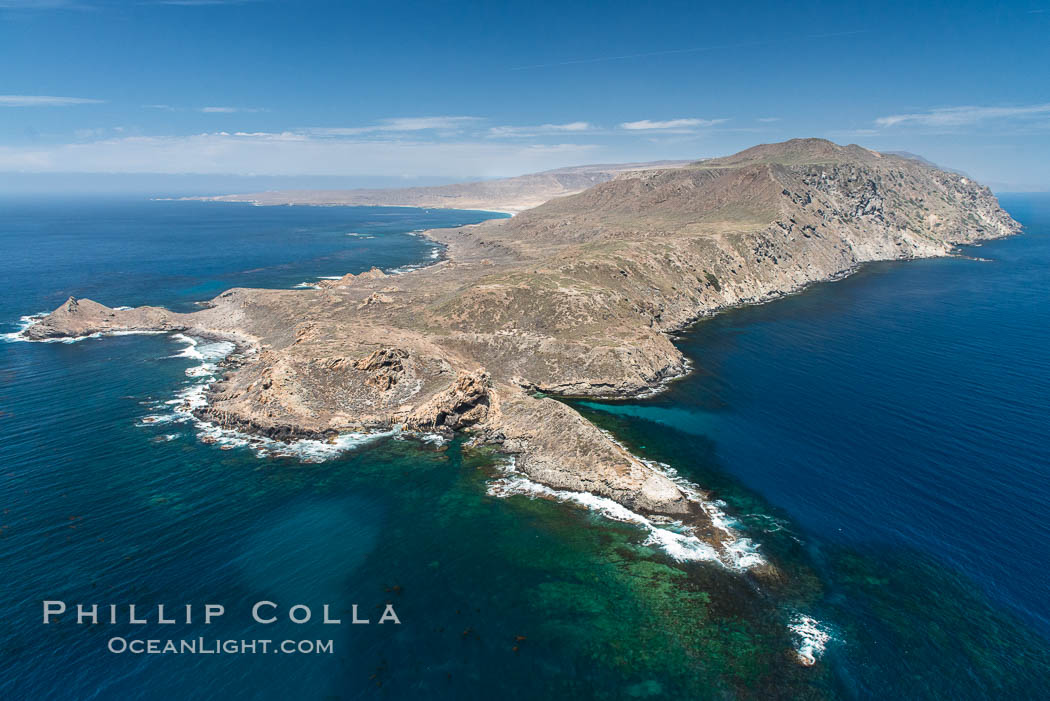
[170,159,692,215]
[166,197,519,217]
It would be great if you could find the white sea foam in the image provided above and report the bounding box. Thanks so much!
[193,420,398,463]
[168,333,204,359]
[789,615,833,666]
[489,459,768,566]
[3,312,166,344]
[724,538,765,569]
[292,275,346,289]
[168,333,235,364]
[143,334,396,462]
[486,432,768,571]
[595,428,767,570]
[387,263,426,275]
[137,414,178,426]
[0,313,48,342]
[417,432,449,446]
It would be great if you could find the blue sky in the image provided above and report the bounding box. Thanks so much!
[1,0,1048,192]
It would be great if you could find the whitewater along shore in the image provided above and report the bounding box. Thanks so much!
[24,139,1020,576]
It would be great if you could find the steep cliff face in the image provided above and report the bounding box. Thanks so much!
[22,140,1020,561]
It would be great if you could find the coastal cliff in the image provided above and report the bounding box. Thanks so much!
[25,139,1020,566]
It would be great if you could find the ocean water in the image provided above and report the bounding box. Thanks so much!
[1,195,1048,699]
[574,193,1050,697]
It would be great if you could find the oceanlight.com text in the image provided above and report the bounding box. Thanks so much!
[107,637,334,655]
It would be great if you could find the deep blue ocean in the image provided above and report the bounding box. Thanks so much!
[1,195,1048,699]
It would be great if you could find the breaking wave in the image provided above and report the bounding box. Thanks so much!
[2,312,166,344]
[789,614,834,666]
[141,334,398,462]
[291,275,345,289]
[600,428,766,569]
[0,313,47,342]
[487,457,763,570]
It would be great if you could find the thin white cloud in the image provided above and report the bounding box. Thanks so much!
[828,128,880,137]
[0,0,81,7]
[142,104,263,112]
[155,0,261,5]
[0,131,599,178]
[488,121,593,137]
[756,117,781,123]
[309,116,484,136]
[620,118,726,131]
[0,94,104,107]
[0,0,257,6]
[73,128,108,140]
[876,104,1050,128]
[199,106,266,113]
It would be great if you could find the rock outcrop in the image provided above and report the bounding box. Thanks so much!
[24,139,1021,561]
[26,296,180,339]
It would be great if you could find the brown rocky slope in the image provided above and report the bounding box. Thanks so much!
[25,139,1020,564]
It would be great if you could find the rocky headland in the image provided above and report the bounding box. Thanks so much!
[26,139,1020,569]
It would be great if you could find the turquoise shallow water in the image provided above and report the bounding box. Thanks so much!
[1,196,1048,699]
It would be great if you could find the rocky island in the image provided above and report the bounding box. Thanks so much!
[25,139,1020,568]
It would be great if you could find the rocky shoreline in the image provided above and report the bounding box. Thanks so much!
[20,140,1021,589]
